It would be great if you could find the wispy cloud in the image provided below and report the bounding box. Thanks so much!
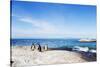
[12,16,69,38]
[19,17,64,34]
[12,16,96,38]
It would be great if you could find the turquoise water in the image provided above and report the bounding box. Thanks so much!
[11,39,96,49]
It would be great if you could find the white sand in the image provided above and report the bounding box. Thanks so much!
[11,46,87,67]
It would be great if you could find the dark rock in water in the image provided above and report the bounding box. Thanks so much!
[49,47,72,51]
[65,48,72,51]
[80,52,96,61]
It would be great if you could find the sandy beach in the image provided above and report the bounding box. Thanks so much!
[11,46,88,67]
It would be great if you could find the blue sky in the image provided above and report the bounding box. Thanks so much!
[11,1,96,39]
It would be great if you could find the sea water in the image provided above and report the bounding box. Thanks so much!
[11,39,96,49]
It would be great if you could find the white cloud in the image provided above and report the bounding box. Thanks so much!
[19,17,65,35]
[12,16,96,38]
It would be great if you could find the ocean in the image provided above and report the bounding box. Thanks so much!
[11,39,96,49]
